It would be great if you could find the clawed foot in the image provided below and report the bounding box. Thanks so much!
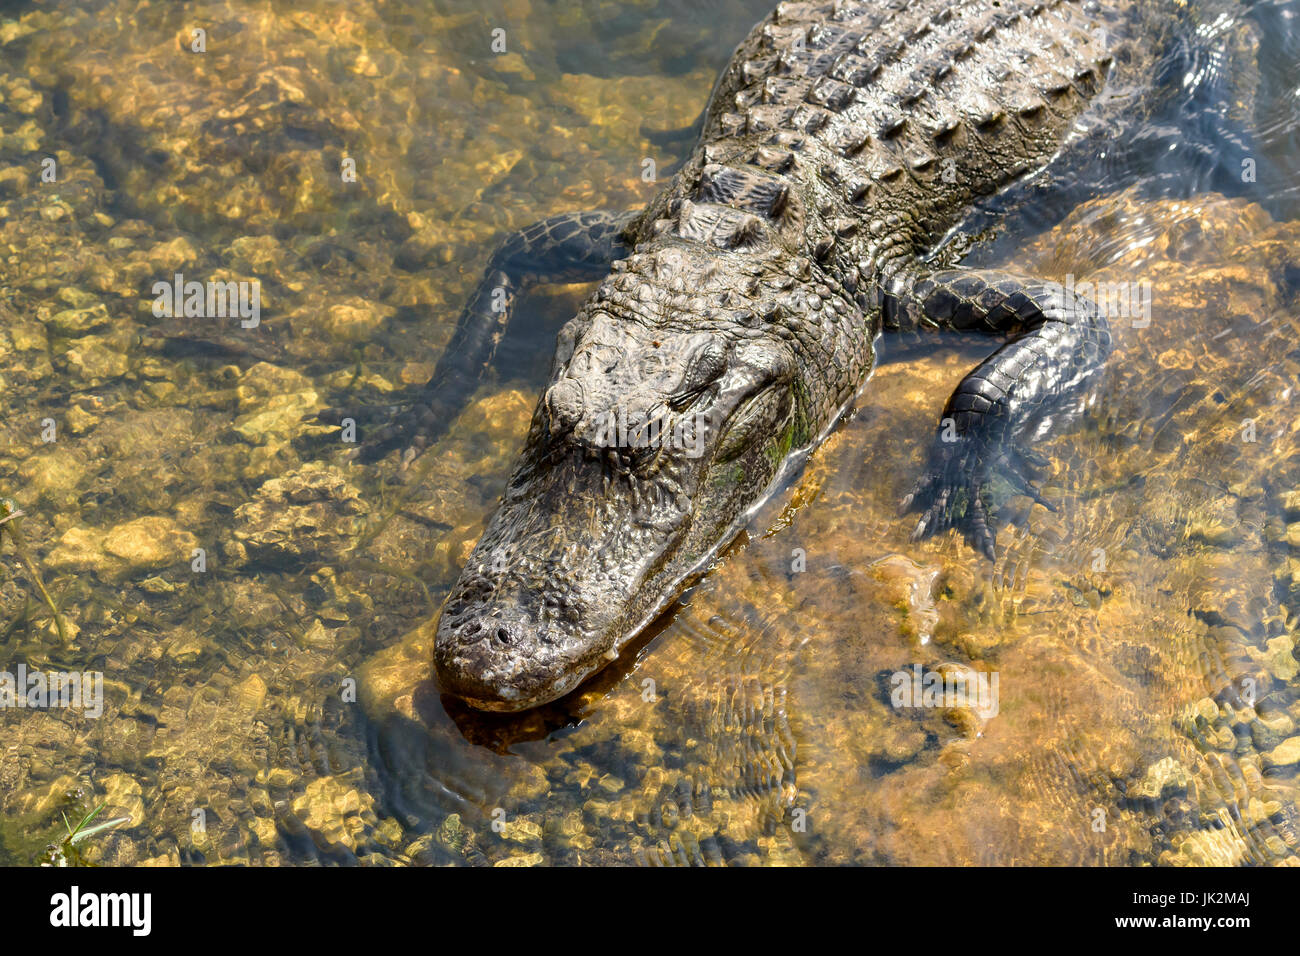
[899,438,1054,560]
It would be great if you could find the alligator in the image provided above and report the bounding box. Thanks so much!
[338,0,1259,710]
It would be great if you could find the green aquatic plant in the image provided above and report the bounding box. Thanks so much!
[39,803,130,868]
[0,498,70,643]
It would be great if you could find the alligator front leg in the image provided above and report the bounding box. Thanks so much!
[330,210,637,463]
[890,268,1114,559]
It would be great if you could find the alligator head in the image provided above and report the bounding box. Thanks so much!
[434,289,807,711]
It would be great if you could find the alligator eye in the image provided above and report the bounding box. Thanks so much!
[668,384,708,413]
[669,341,728,412]
[691,341,728,383]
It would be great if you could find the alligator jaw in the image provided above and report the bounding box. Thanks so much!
[432,445,698,712]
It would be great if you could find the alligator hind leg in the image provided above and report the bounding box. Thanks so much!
[326,210,637,463]
[889,268,1113,559]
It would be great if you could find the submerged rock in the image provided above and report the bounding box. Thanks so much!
[47,515,198,582]
[1264,736,1300,771]
[1134,757,1190,801]
[290,775,378,852]
[227,463,369,567]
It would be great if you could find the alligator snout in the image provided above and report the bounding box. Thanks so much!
[435,600,602,711]
[433,325,725,710]
[449,614,530,649]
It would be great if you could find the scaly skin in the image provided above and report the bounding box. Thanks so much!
[349,0,1224,710]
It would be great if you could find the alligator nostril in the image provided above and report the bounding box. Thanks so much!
[457,620,484,644]
[495,626,512,645]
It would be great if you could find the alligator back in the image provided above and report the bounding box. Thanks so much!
[617,0,1124,432]
[706,0,1117,240]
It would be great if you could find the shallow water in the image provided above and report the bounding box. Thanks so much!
[1,0,1299,865]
